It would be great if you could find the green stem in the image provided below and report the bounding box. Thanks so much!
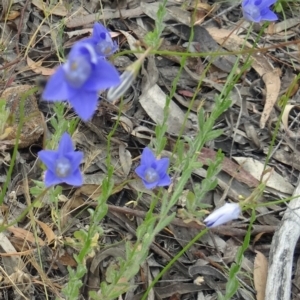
[141,228,208,299]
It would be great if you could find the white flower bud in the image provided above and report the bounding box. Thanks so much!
[106,70,135,102]
[204,203,241,228]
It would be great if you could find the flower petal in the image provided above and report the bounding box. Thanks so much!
[64,169,83,186]
[157,174,171,187]
[260,8,278,21]
[82,37,97,48]
[44,170,63,187]
[142,179,158,189]
[243,11,261,22]
[38,150,58,173]
[58,133,74,155]
[83,60,120,91]
[66,151,84,173]
[155,158,170,176]
[243,5,262,22]
[42,67,71,101]
[258,0,277,7]
[68,90,98,121]
[135,165,147,180]
[92,23,108,39]
[140,147,156,168]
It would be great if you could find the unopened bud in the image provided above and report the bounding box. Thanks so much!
[204,203,241,228]
[107,46,153,102]
[107,69,135,102]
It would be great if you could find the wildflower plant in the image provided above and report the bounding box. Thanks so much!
[135,147,171,189]
[242,0,278,22]
[43,34,120,121]
[38,132,83,187]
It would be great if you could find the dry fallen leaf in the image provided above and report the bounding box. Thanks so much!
[167,6,191,26]
[119,30,141,58]
[268,18,300,34]
[282,104,300,139]
[260,69,281,128]
[140,2,172,23]
[32,0,68,16]
[57,252,77,267]
[27,56,55,76]
[36,220,56,245]
[206,27,281,128]
[0,232,27,275]
[193,2,215,25]
[254,250,268,300]
[119,144,132,177]
[6,10,20,20]
[253,232,266,246]
[139,84,190,134]
[7,227,45,246]
[233,157,293,194]
[198,148,260,188]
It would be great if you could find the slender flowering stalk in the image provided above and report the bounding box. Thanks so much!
[135,147,171,189]
[42,42,121,121]
[38,133,84,187]
[85,23,118,57]
[242,0,278,23]
[204,203,241,228]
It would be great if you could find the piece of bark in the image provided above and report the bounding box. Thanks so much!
[265,182,300,299]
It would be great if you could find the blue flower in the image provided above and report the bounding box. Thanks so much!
[242,0,278,23]
[38,133,84,187]
[204,203,241,228]
[42,42,120,121]
[85,23,118,57]
[135,147,171,189]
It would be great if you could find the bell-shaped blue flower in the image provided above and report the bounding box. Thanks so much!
[204,203,241,228]
[42,42,121,121]
[38,133,84,187]
[85,23,118,57]
[135,147,171,189]
[242,0,278,23]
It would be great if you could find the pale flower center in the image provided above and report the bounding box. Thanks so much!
[55,157,72,178]
[64,56,92,87]
[144,167,159,183]
[96,32,113,55]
